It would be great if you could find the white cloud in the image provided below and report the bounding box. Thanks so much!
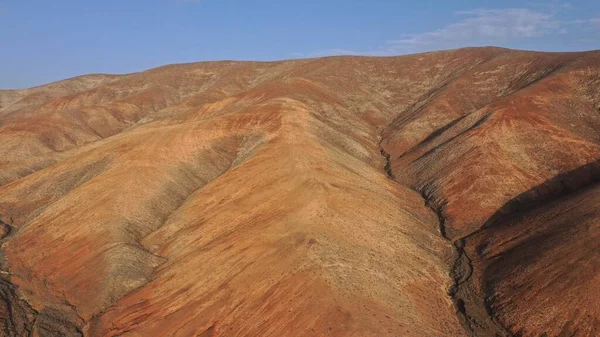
[385,8,560,53]
[300,6,599,58]
[525,1,571,10]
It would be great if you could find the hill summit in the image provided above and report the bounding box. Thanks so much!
[0,47,599,336]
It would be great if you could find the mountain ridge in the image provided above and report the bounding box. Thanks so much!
[0,46,599,336]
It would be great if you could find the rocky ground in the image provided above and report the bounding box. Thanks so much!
[0,47,598,336]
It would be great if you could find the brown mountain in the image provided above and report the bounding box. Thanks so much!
[0,47,599,337]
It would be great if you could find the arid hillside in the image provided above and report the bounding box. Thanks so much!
[0,47,598,337]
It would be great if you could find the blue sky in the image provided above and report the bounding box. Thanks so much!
[1,0,599,89]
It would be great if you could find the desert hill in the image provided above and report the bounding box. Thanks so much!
[0,47,599,336]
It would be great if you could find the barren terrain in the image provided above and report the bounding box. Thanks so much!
[0,47,599,336]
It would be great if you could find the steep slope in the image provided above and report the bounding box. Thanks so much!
[0,47,598,336]
[381,49,600,336]
[464,161,600,336]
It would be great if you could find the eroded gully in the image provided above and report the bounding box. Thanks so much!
[378,139,511,337]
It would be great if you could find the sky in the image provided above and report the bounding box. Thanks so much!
[1,0,599,89]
